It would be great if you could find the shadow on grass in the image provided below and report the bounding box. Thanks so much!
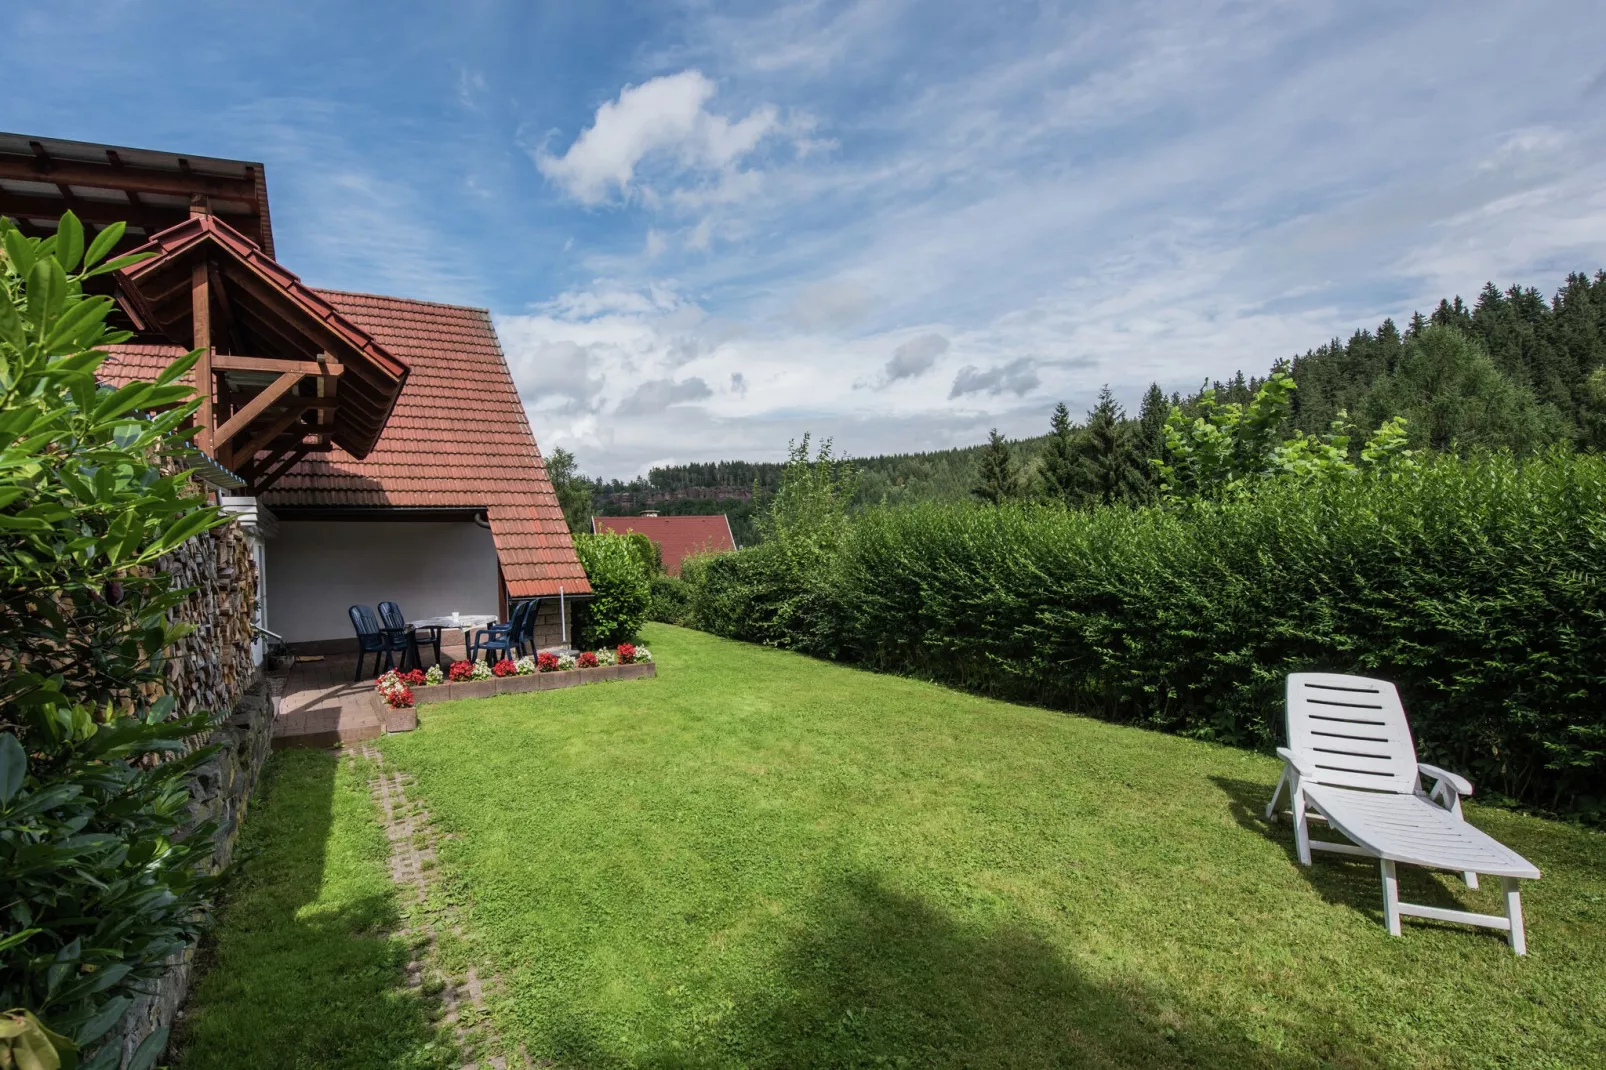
[1212,774,1489,926]
[173,750,451,1070]
[545,872,1281,1069]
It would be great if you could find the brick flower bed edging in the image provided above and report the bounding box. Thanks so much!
[412,661,656,706]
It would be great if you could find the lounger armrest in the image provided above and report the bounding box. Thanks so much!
[1417,762,1472,797]
[1275,747,1317,779]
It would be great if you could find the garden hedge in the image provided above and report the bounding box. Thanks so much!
[681,452,1606,817]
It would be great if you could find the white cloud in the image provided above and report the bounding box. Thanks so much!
[535,69,783,207]
[884,333,949,382]
[949,358,1040,399]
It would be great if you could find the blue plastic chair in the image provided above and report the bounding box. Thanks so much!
[349,604,409,680]
[514,597,544,657]
[379,600,439,667]
[470,600,531,664]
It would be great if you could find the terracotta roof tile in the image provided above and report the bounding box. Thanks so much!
[591,515,735,576]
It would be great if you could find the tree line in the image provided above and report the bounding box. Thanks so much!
[550,268,1606,529]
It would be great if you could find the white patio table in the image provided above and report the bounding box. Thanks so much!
[405,614,498,668]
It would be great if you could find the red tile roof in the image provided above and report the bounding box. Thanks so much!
[591,514,736,576]
[102,289,589,598]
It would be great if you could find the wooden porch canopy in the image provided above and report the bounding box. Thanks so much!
[115,213,409,494]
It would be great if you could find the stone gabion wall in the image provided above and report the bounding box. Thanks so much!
[104,516,270,1063]
[148,517,258,721]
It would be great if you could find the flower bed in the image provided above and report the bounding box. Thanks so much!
[401,646,656,706]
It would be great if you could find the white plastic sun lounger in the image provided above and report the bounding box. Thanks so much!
[1266,673,1540,954]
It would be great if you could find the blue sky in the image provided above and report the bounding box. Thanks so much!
[7,1,1606,477]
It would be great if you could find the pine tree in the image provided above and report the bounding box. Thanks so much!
[1071,387,1144,506]
[1036,402,1080,503]
[971,429,1021,505]
[1135,383,1169,487]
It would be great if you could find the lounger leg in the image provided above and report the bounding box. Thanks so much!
[1292,785,1312,866]
[1266,767,1288,821]
[1464,871,1479,890]
[1503,878,1526,955]
[1381,859,1401,936]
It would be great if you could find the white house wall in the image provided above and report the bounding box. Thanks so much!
[266,520,500,644]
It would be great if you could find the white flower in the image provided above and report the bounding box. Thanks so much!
[633,648,653,663]
[470,660,493,681]
[514,656,536,676]
[595,649,617,666]
[557,655,577,671]
[424,665,444,685]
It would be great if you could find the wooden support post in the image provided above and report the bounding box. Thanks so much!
[191,260,212,452]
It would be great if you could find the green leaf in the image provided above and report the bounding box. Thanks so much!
[82,249,156,279]
[125,1026,168,1070]
[25,256,68,329]
[0,731,25,806]
[0,926,40,953]
[155,349,202,388]
[55,211,85,272]
[42,295,113,354]
[0,288,25,350]
[81,220,125,269]
[71,995,131,1048]
[3,225,36,277]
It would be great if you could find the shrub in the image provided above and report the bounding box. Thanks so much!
[681,452,1606,816]
[647,572,692,625]
[573,533,651,647]
[0,214,238,1061]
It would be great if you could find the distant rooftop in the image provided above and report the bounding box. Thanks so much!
[0,131,273,256]
[592,514,737,576]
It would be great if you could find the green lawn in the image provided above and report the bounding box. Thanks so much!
[371,624,1606,1068]
[174,750,453,1070]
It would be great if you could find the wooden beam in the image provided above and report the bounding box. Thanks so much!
[251,445,313,494]
[191,261,212,452]
[232,402,316,465]
[211,353,344,377]
[213,371,304,458]
[0,190,188,230]
[0,153,260,204]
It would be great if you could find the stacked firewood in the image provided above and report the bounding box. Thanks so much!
[145,519,258,720]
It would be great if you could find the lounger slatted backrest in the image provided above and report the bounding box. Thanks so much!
[1286,673,1419,794]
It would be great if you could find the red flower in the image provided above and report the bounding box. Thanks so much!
[492,658,518,677]
[616,643,637,664]
[401,668,427,686]
[576,651,598,669]
[384,686,415,709]
[448,660,475,682]
[536,651,560,672]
